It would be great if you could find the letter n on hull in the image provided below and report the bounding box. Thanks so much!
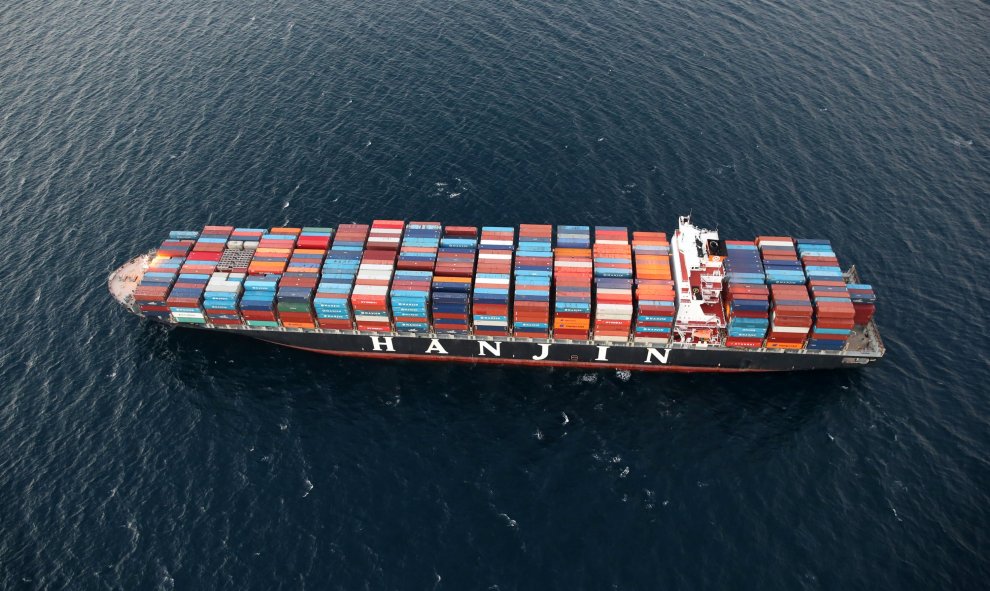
[644,348,671,364]
[478,341,501,357]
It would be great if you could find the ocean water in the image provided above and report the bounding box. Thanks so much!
[1,0,988,588]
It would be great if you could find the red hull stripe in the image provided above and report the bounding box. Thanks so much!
[256,339,779,373]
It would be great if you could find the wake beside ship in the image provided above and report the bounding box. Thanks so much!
[108,216,884,372]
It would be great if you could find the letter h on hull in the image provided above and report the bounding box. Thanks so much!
[370,336,395,352]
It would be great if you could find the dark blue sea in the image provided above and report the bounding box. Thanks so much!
[1,0,988,588]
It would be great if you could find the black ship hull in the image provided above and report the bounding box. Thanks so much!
[176,323,880,372]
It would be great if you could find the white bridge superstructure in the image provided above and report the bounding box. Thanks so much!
[671,216,726,344]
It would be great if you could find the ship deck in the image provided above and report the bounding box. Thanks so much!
[108,256,884,360]
[108,252,152,312]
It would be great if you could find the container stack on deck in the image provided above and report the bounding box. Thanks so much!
[249,230,292,276]
[758,236,806,286]
[473,226,514,337]
[203,272,245,325]
[723,241,770,347]
[631,231,676,344]
[766,285,812,348]
[797,239,855,351]
[552,226,593,340]
[756,236,810,348]
[315,224,367,329]
[240,274,280,326]
[513,225,553,338]
[264,228,307,328]
[167,226,230,324]
[391,222,441,332]
[431,226,477,334]
[181,226,228,275]
[134,232,195,320]
[396,222,441,272]
[351,221,402,332]
[235,230,278,327]
[276,228,329,329]
[848,284,877,326]
[592,227,634,341]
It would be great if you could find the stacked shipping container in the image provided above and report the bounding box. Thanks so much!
[432,226,477,334]
[133,231,194,320]
[723,241,770,347]
[766,285,812,348]
[240,274,280,326]
[757,236,811,348]
[392,223,441,332]
[553,226,592,340]
[592,227,634,341]
[848,284,877,326]
[514,225,553,338]
[631,232,676,344]
[351,221,402,332]
[277,228,330,328]
[473,226,514,336]
[203,272,244,325]
[797,239,855,351]
[315,224,368,329]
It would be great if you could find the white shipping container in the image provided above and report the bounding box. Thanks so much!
[352,285,388,295]
[354,315,390,322]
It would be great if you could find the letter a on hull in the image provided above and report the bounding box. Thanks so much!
[425,339,449,355]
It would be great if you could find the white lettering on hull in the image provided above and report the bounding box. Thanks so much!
[532,343,551,361]
[478,341,501,357]
[595,346,609,361]
[425,339,449,355]
[370,336,395,352]
[644,348,671,364]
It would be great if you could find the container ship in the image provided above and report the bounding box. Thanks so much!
[108,217,884,372]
